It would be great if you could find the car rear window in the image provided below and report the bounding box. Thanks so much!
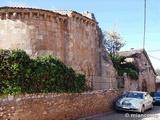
[150,92,160,97]
[155,92,160,96]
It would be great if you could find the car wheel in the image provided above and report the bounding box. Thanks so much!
[141,105,145,114]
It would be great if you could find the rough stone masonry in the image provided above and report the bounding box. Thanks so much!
[0,90,122,120]
[0,6,121,120]
[0,6,117,90]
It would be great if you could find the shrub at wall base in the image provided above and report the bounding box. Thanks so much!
[0,49,86,95]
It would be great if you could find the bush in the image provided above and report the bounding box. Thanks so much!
[0,49,30,95]
[128,70,138,80]
[0,49,86,95]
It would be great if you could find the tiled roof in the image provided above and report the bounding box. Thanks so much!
[118,49,143,57]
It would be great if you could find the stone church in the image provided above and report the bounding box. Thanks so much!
[0,6,116,90]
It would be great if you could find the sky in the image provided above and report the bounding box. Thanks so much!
[0,0,160,69]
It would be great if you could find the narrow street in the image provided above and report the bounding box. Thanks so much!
[78,105,160,120]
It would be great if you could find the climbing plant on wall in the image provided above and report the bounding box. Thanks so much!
[0,49,86,95]
[111,55,139,80]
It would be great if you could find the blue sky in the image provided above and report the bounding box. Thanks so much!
[0,0,160,69]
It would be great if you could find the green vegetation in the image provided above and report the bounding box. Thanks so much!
[0,49,86,95]
[111,55,139,80]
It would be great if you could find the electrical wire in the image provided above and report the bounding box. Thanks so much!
[148,54,160,61]
[147,49,160,52]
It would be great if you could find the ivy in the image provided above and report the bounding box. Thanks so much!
[111,55,139,80]
[0,49,86,95]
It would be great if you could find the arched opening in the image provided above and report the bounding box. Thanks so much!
[142,78,147,92]
[81,60,94,90]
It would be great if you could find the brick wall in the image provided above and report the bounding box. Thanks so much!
[0,90,123,120]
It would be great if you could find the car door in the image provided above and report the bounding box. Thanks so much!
[144,94,152,109]
[148,94,153,107]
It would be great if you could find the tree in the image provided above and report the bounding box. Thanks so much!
[103,30,125,55]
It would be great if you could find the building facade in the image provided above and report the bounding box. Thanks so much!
[0,6,117,90]
[118,49,156,93]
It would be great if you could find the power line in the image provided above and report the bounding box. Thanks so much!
[143,0,146,49]
[148,54,160,61]
[147,49,160,52]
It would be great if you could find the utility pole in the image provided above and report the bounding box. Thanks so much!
[143,0,146,49]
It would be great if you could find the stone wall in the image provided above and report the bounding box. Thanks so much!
[156,83,160,91]
[0,90,122,120]
[135,51,156,93]
[128,53,156,93]
[0,6,117,90]
[0,7,98,72]
[118,49,156,93]
[0,7,68,61]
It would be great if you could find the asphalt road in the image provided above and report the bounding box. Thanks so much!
[78,105,160,120]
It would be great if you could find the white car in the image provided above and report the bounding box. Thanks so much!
[116,91,153,113]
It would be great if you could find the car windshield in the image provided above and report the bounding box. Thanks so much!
[125,92,143,99]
